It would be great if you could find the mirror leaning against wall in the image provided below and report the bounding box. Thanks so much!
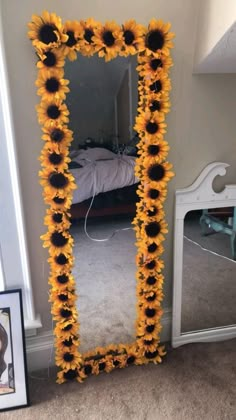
[172,162,236,348]
[28,12,175,383]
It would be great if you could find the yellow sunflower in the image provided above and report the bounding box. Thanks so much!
[138,92,170,116]
[142,344,166,364]
[62,20,82,61]
[93,21,123,62]
[134,111,166,140]
[140,140,170,166]
[51,304,78,322]
[137,54,173,78]
[144,72,172,96]
[138,337,161,354]
[39,167,76,196]
[54,319,79,339]
[55,350,82,370]
[56,335,80,351]
[41,229,73,255]
[125,345,143,366]
[48,272,76,291]
[42,124,73,146]
[39,143,70,171]
[138,272,165,293]
[136,264,165,284]
[36,99,69,127]
[50,290,77,307]
[135,203,165,224]
[135,240,165,260]
[136,317,162,338]
[37,48,65,70]
[43,190,74,211]
[141,218,168,246]
[36,68,70,101]
[120,20,146,56]
[145,19,175,56]
[44,208,71,231]
[28,11,68,52]
[138,304,162,324]
[144,161,174,188]
[77,18,101,56]
[137,183,167,207]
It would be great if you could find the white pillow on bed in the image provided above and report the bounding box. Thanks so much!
[77,147,116,161]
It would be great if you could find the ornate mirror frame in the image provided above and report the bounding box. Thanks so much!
[172,162,236,348]
[28,11,174,383]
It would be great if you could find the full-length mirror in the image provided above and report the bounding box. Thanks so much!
[28,12,174,383]
[182,208,236,333]
[172,163,236,348]
[65,55,139,351]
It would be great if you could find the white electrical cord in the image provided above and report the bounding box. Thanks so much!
[84,159,133,242]
[184,235,236,264]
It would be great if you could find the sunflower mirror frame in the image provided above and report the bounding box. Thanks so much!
[28,11,174,383]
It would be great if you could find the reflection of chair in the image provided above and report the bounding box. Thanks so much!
[200,207,236,259]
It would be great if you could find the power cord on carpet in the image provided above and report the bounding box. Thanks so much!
[184,235,236,263]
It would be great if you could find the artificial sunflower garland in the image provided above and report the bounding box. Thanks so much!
[28,11,174,383]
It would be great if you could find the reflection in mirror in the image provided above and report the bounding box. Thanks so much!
[181,208,236,333]
[64,55,139,352]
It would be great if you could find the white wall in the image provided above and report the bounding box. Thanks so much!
[194,0,236,70]
[1,0,236,343]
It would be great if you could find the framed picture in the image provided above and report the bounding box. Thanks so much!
[0,289,29,412]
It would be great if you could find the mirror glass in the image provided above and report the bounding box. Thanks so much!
[181,208,236,333]
[65,55,139,352]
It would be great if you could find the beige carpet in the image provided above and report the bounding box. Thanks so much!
[70,216,137,353]
[1,339,236,419]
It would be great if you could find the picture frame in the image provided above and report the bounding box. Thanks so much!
[0,289,29,412]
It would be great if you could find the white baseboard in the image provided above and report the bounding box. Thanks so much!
[26,308,172,372]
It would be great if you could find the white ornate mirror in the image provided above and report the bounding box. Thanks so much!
[172,162,236,347]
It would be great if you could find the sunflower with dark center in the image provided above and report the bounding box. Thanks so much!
[43,189,74,211]
[62,20,82,61]
[51,302,78,323]
[41,228,73,256]
[142,219,168,247]
[145,72,171,97]
[145,18,175,56]
[145,161,174,187]
[39,167,76,201]
[137,320,161,341]
[37,49,65,70]
[77,18,100,56]
[36,68,70,101]
[120,19,145,56]
[134,111,166,140]
[93,21,123,62]
[137,183,167,208]
[55,349,82,370]
[50,289,77,307]
[36,99,69,127]
[137,53,173,78]
[137,271,164,290]
[40,143,70,171]
[28,11,68,52]
[142,91,170,116]
[41,124,73,146]
[54,320,78,341]
[48,272,74,291]
[44,208,71,232]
